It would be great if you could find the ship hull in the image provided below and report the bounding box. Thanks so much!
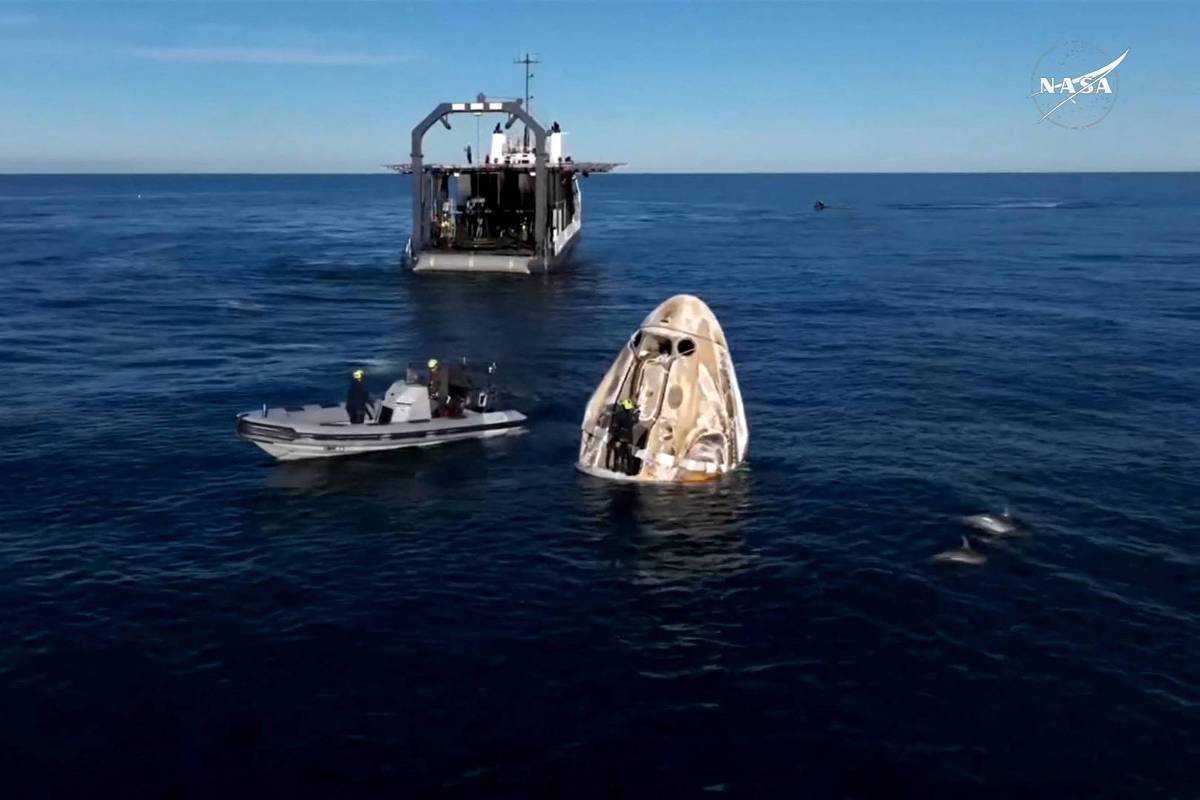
[409,228,579,275]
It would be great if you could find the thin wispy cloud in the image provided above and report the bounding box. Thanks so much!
[123,45,417,66]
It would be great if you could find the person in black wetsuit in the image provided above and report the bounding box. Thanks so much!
[346,369,373,424]
[427,358,450,417]
[606,398,637,472]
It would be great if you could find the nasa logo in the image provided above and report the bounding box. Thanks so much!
[1029,41,1128,129]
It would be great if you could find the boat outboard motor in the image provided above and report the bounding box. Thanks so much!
[470,362,498,411]
[377,379,431,424]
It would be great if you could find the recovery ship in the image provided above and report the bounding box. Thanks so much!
[390,96,622,274]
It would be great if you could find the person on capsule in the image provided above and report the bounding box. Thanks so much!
[607,397,638,472]
[346,369,373,424]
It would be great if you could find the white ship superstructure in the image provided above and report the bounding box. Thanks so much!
[390,97,622,274]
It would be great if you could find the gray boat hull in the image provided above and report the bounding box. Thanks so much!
[236,403,527,461]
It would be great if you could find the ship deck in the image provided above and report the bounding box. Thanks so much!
[386,161,623,174]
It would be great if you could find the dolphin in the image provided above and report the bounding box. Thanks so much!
[962,510,1029,538]
[932,536,987,566]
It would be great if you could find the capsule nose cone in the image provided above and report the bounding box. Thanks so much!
[638,294,730,349]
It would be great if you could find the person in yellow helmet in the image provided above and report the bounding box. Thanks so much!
[606,396,639,472]
[346,368,373,424]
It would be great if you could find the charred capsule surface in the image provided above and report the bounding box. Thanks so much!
[577,294,748,483]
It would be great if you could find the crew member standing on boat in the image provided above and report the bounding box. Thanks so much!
[428,358,449,417]
[346,369,373,424]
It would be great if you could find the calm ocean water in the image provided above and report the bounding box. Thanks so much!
[1,173,1198,797]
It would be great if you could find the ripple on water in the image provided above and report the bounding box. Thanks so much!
[0,173,1198,795]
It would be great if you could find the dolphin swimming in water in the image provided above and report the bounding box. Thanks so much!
[962,510,1029,538]
[932,536,987,566]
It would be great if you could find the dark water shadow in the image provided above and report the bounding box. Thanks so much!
[574,473,758,590]
[251,433,530,499]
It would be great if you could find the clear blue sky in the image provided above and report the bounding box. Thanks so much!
[0,1,1196,172]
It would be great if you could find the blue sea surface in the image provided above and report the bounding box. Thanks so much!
[1,173,1198,797]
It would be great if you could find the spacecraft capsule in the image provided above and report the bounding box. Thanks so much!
[577,294,748,483]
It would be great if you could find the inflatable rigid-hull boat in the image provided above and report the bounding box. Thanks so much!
[236,371,525,461]
[236,405,526,461]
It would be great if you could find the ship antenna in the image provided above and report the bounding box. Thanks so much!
[513,52,540,149]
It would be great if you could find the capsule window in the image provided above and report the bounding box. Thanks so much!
[677,338,696,356]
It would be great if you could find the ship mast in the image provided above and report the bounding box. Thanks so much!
[513,52,540,149]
